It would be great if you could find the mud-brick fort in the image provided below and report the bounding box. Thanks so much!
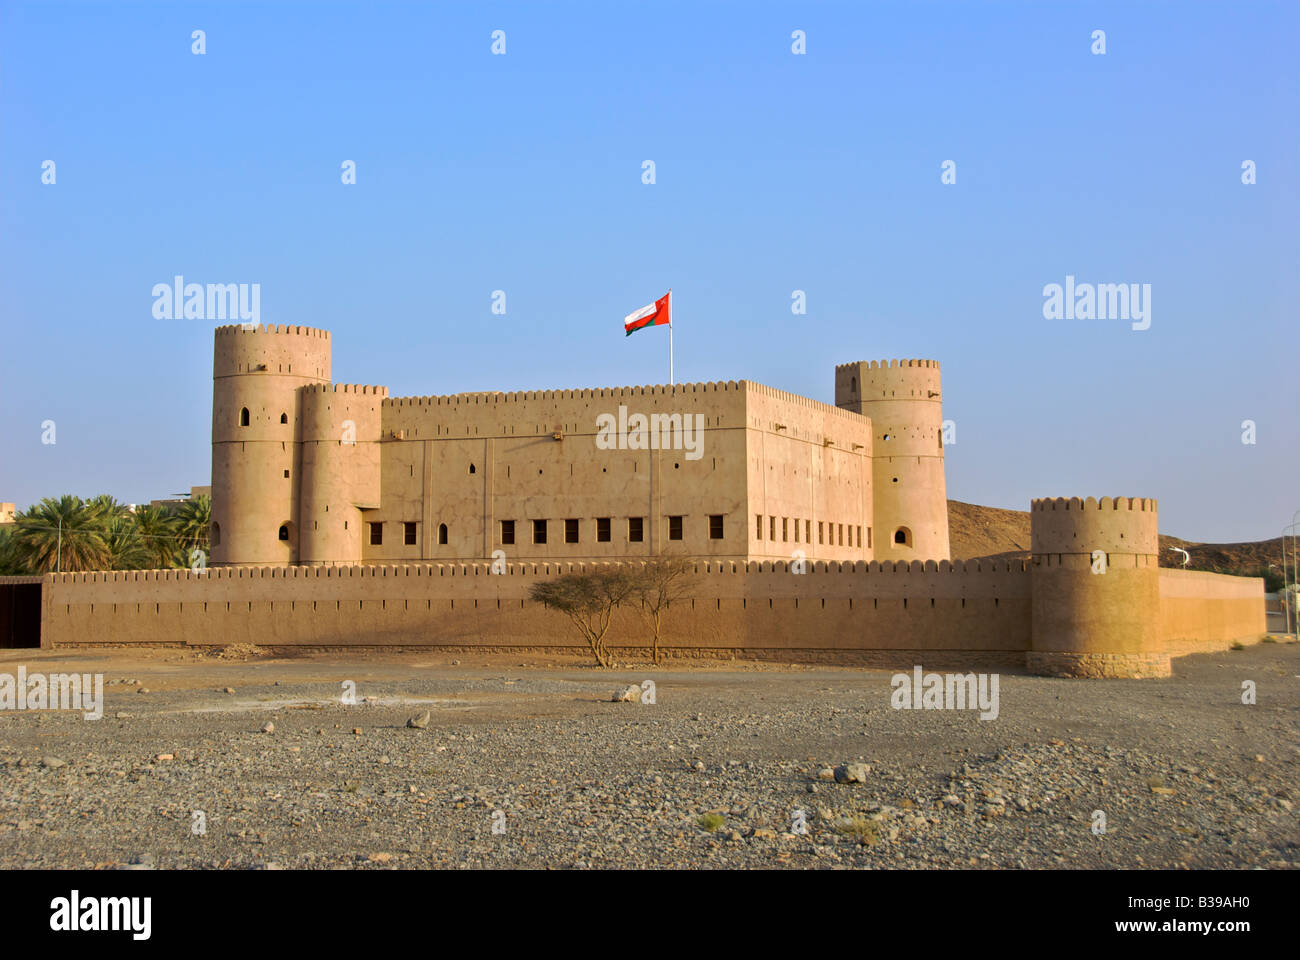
[31,324,1264,677]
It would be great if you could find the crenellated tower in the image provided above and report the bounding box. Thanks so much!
[835,359,949,561]
[298,383,386,564]
[211,324,331,565]
[1028,496,1165,678]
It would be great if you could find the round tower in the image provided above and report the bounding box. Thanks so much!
[835,359,949,561]
[299,383,386,565]
[211,324,331,565]
[1028,496,1166,678]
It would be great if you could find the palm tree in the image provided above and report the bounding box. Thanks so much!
[129,504,181,570]
[12,496,108,572]
[87,495,131,526]
[174,495,212,561]
[102,515,148,570]
[0,524,30,575]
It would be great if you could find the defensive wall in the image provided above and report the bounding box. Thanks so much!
[36,517,1265,676]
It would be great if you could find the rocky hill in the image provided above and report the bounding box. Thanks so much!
[948,500,1285,583]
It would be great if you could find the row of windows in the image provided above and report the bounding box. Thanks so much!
[367,516,727,547]
[756,515,870,549]
[369,522,446,546]
[507,515,724,545]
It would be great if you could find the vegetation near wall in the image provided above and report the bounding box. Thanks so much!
[0,495,210,575]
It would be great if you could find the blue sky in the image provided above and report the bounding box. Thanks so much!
[1,0,1296,542]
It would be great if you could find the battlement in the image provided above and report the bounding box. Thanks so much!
[385,380,745,406]
[214,324,330,339]
[383,379,862,424]
[1030,494,1159,560]
[301,383,388,397]
[1031,496,1157,513]
[835,359,940,372]
[44,556,1029,585]
[742,381,870,423]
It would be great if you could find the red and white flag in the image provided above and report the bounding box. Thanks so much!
[624,290,671,337]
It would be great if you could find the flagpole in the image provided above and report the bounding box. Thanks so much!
[669,288,675,386]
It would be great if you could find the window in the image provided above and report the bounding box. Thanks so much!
[782,518,788,542]
[818,522,824,545]
[240,407,250,427]
[565,519,580,543]
[805,519,811,542]
[501,520,515,545]
[211,522,221,546]
[597,517,611,542]
[280,412,288,424]
[668,516,683,540]
[756,515,763,540]
[533,519,547,544]
[469,464,476,474]
[838,523,844,546]
[857,525,862,548]
[404,522,417,545]
[438,523,448,545]
[628,517,644,542]
[283,469,290,478]
[793,518,799,543]
[278,524,289,541]
[894,527,912,547]
[708,515,724,540]
[370,522,383,546]
[867,527,872,549]
[850,376,857,392]
[769,516,776,540]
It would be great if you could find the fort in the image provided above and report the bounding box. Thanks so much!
[21,324,1269,676]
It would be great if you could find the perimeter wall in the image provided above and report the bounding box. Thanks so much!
[38,559,1265,672]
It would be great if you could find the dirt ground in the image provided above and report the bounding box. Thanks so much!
[1,641,1297,869]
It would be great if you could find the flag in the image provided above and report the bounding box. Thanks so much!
[624,290,671,337]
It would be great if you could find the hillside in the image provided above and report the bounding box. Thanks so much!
[948,500,1285,581]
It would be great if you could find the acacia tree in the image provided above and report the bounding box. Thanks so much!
[633,557,696,664]
[528,568,637,668]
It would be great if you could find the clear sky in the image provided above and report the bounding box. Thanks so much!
[1,0,1296,542]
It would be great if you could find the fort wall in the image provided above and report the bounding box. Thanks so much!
[1158,568,1266,655]
[38,548,1265,671]
[355,381,873,566]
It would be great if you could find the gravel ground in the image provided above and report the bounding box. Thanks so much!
[1,642,1297,869]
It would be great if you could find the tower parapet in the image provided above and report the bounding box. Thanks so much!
[835,358,948,562]
[1028,495,1165,677]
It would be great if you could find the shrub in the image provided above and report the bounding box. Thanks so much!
[697,813,725,833]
